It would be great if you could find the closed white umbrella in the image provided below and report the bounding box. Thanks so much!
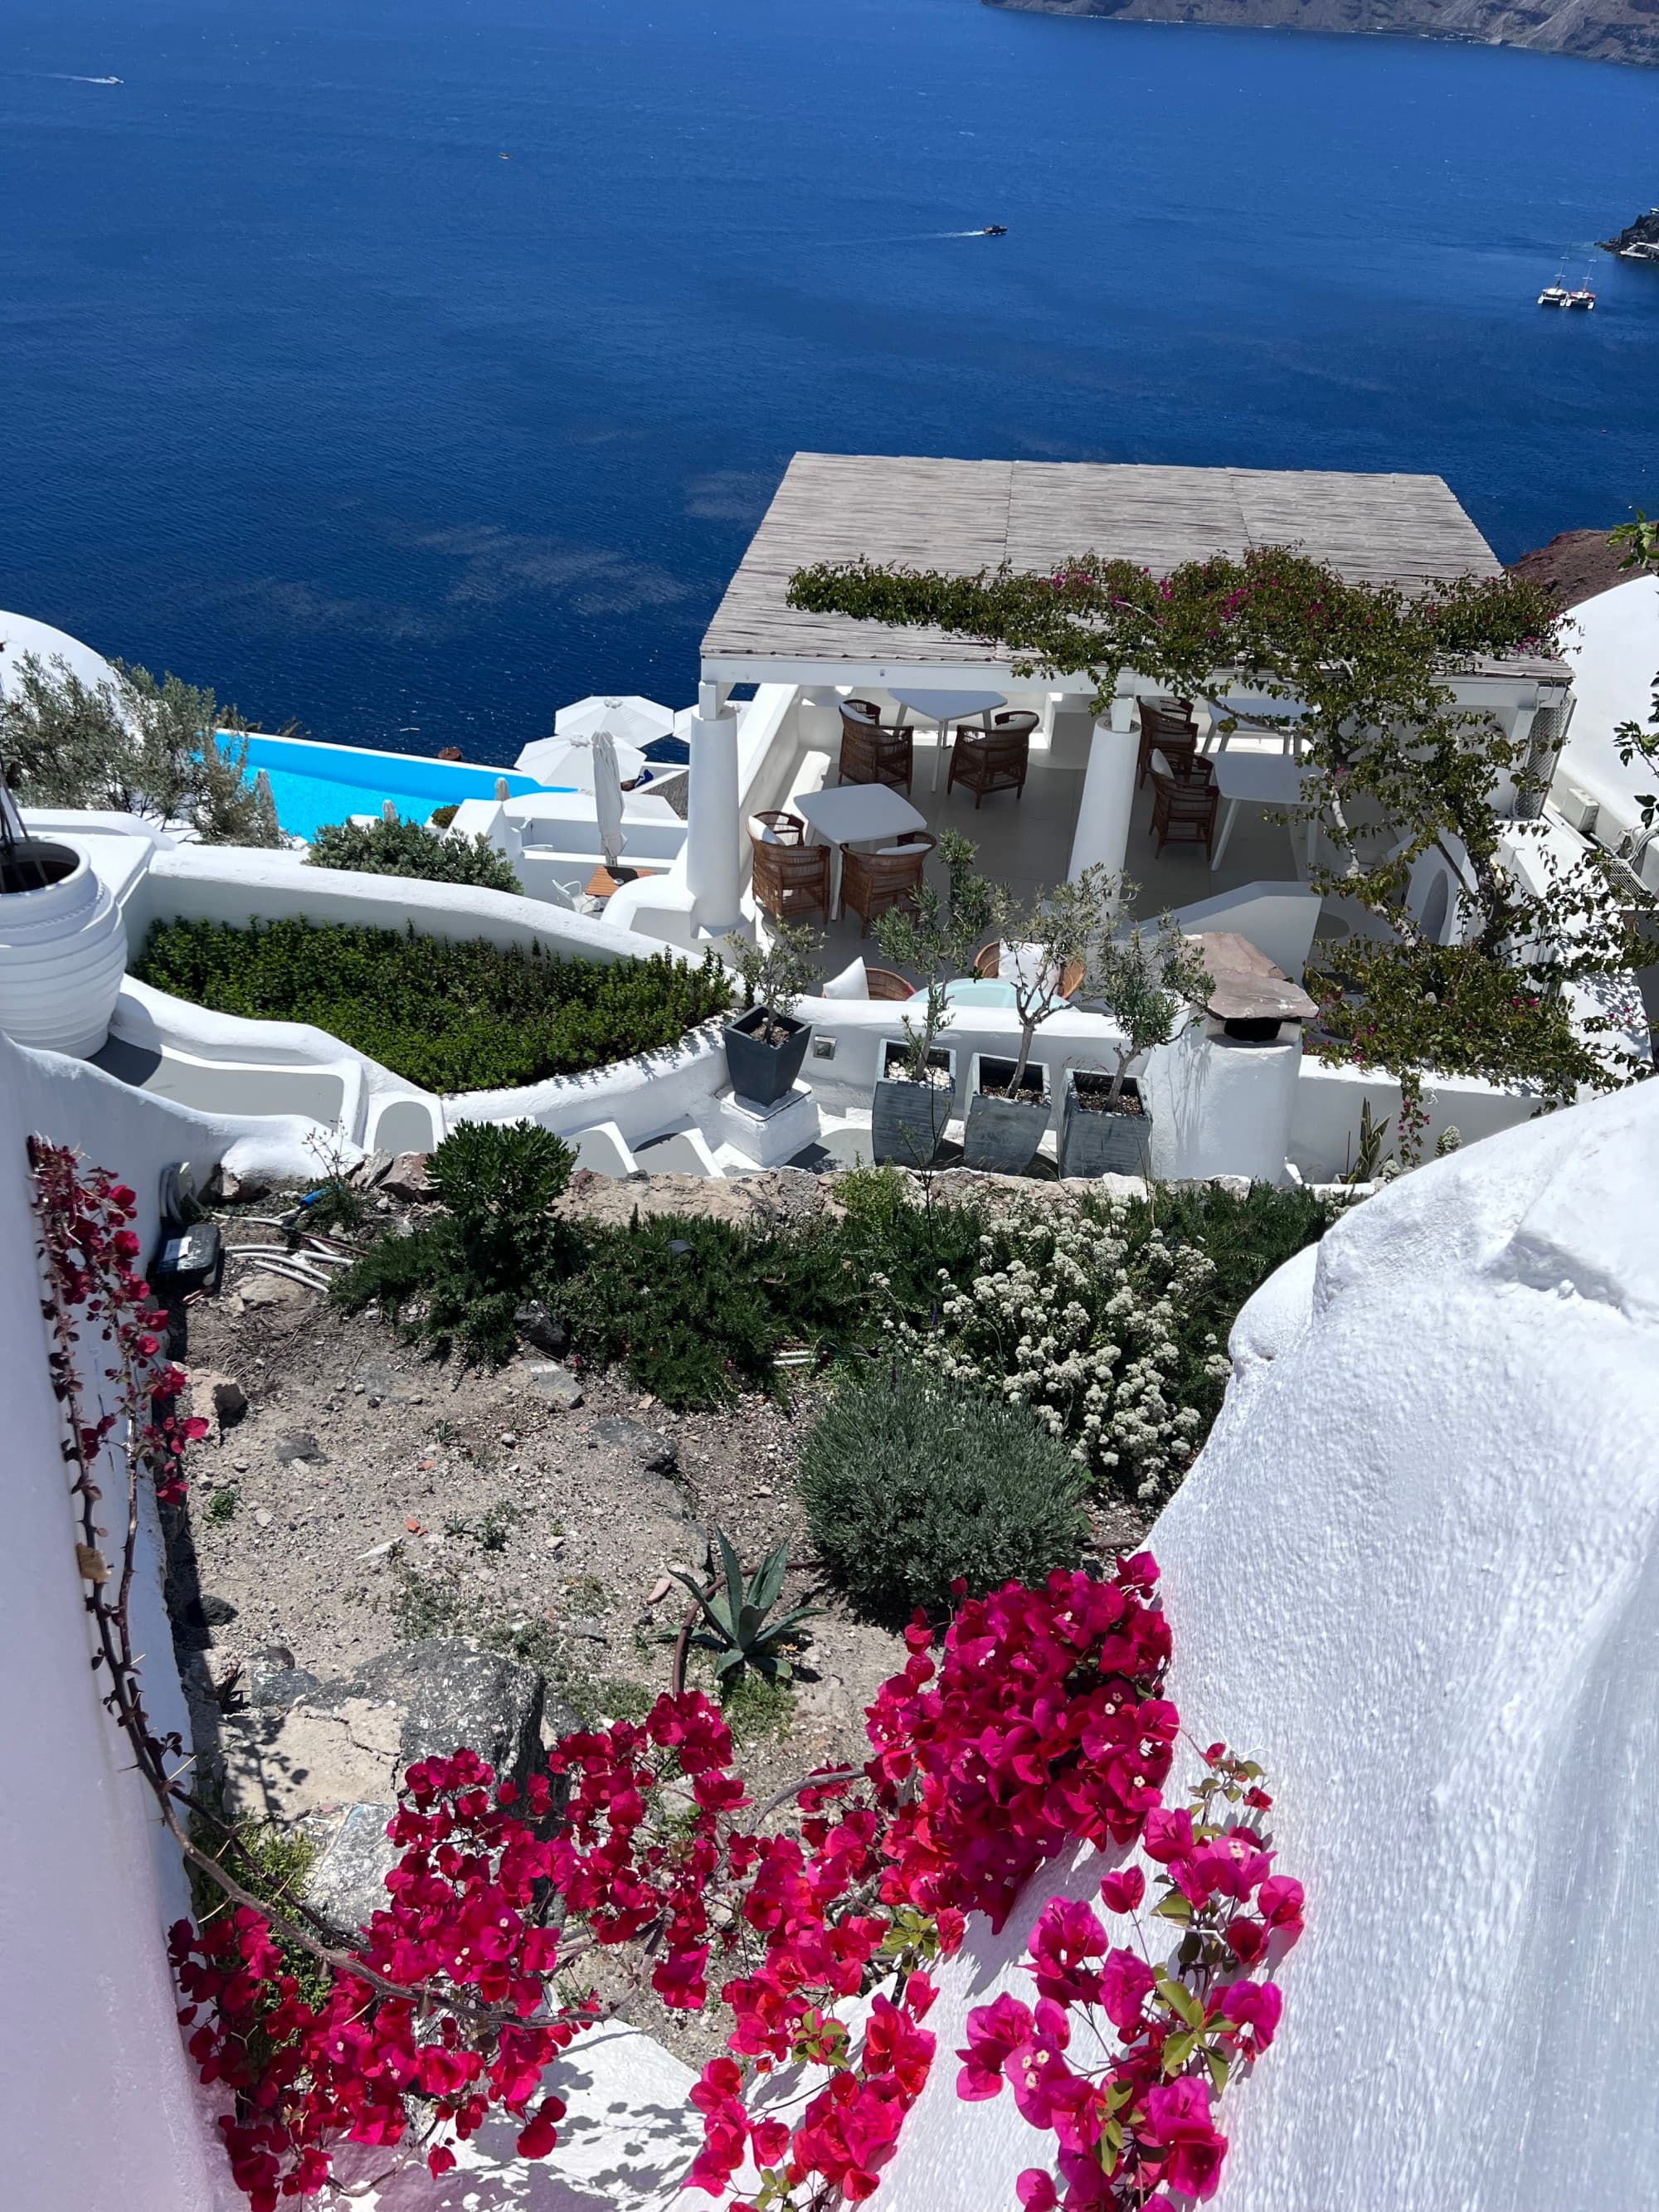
[513,732,648,790]
[552,694,674,749]
[591,731,625,871]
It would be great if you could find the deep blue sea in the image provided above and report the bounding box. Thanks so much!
[5,0,1658,759]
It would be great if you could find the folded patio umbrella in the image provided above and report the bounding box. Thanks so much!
[552,693,675,748]
[514,732,649,790]
[591,731,626,870]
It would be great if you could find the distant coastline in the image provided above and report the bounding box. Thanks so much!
[983,0,1659,72]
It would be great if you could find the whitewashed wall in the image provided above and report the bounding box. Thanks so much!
[0,1032,241,2210]
[874,1077,1659,2211]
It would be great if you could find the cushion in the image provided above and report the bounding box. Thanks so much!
[747,816,781,844]
[1149,749,1174,780]
[875,843,923,858]
[819,958,871,1002]
[1002,940,1061,995]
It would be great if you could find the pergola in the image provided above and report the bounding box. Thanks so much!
[667,455,1572,932]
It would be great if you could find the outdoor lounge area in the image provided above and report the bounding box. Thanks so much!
[605,454,1574,989]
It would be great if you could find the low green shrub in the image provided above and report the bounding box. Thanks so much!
[562,1213,781,1407]
[797,1364,1087,1623]
[135,916,732,1093]
[333,1119,579,1362]
[306,814,523,894]
[430,803,460,830]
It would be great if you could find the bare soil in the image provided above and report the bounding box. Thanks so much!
[168,1174,1146,2051]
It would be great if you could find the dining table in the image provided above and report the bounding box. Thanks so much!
[794,782,928,918]
[1209,752,1322,872]
[888,686,1008,791]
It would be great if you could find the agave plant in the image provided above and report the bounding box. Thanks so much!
[669,1529,821,1684]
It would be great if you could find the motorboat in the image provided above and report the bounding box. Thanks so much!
[980,224,1007,237]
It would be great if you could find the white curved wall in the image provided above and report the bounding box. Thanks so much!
[1556,572,1659,832]
[876,1078,1659,2211]
[0,1030,244,2210]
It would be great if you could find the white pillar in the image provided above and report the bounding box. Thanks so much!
[1067,709,1137,884]
[685,704,742,936]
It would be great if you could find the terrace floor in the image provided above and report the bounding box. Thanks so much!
[790,730,1368,984]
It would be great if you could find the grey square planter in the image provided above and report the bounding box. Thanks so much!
[872,1043,956,1168]
[964,1053,1051,1174]
[1058,1070,1152,1178]
[724,1006,812,1106]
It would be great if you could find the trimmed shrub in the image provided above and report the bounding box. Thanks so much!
[306,814,523,894]
[134,917,732,1093]
[797,1365,1087,1622]
[332,1119,579,1363]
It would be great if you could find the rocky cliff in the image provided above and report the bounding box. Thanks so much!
[1600,207,1659,251]
[985,0,1659,71]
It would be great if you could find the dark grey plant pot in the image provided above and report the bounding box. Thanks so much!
[872,1043,956,1168]
[723,1006,812,1107]
[963,1053,1051,1174]
[1058,1070,1153,1178]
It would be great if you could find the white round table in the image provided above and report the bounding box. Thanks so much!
[888,687,1008,791]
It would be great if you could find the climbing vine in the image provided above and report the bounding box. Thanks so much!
[788,546,1653,1116]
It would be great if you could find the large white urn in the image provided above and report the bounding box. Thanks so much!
[0,839,128,1058]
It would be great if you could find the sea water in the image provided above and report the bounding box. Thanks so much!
[3,0,1657,758]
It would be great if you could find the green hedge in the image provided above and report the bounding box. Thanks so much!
[305,815,523,894]
[134,916,732,1094]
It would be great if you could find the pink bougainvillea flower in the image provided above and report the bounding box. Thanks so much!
[1141,1808,1194,1864]
[1257,1876,1306,1932]
[957,1993,1034,2100]
[1213,1976,1283,2055]
[1027,1898,1109,2005]
[1016,2170,1060,2211]
[1098,1865,1146,1915]
[1097,1945,1157,2036]
[1141,2077,1228,2201]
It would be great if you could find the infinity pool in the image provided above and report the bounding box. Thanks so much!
[235,733,547,841]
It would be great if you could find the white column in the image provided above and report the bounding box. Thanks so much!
[685,704,742,937]
[1067,707,1137,885]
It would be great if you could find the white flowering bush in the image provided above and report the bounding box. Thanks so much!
[874,1201,1233,1504]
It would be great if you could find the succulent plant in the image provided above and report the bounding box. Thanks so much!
[670,1529,820,1684]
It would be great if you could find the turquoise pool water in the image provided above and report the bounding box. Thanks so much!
[236,733,545,841]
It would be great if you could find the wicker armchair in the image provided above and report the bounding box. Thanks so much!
[840,832,935,937]
[749,809,805,845]
[1149,757,1219,859]
[838,700,914,793]
[863,965,916,1001]
[946,710,1037,808]
[973,941,1084,999]
[751,828,831,923]
[1136,696,1199,788]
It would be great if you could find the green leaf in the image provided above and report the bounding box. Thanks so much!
[1156,1977,1204,2031]
[1204,2048,1232,2094]
[713,1644,746,1677]
[1160,2030,1196,2075]
[1152,1894,1193,1923]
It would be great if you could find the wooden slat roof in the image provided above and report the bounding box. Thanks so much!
[701,453,1538,675]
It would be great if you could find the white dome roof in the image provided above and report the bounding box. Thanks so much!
[0,611,121,706]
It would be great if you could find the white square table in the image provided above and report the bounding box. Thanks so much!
[795,784,928,917]
[888,687,1008,791]
[1209,753,1321,872]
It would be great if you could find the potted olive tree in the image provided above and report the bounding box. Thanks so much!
[722,923,822,1106]
[870,830,991,1167]
[963,866,1117,1174]
[1063,910,1211,1176]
